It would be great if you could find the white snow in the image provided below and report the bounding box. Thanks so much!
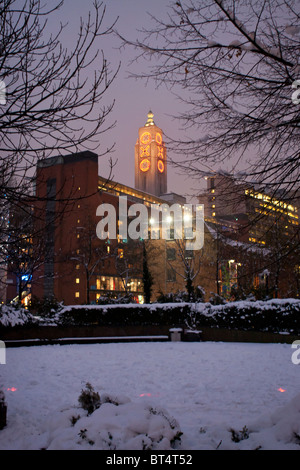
[0,341,300,450]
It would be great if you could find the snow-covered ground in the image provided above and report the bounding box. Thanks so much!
[0,341,300,450]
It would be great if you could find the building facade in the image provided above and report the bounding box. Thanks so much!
[3,113,300,305]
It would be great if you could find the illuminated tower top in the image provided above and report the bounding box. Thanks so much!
[134,111,167,197]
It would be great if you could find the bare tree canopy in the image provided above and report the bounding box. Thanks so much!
[118,0,300,197]
[0,0,118,198]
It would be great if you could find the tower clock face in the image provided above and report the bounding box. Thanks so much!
[158,160,164,173]
[140,158,150,172]
[140,132,151,144]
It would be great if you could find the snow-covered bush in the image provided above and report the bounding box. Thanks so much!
[0,390,7,430]
[29,296,63,325]
[0,304,36,328]
[44,385,182,450]
[78,383,100,415]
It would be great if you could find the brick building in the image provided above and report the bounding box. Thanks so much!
[30,112,202,305]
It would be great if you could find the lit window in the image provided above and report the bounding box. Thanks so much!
[212,212,216,217]
[75,292,80,298]
[211,189,215,193]
[77,234,80,239]
[76,278,80,284]
[77,204,80,209]
[77,219,80,223]
[76,264,80,270]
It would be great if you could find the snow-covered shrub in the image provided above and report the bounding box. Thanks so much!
[45,386,182,450]
[78,383,100,415]
[29,296,63,325]
[0,304,36,328]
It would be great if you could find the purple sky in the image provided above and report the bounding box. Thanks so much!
[53,0,206,202]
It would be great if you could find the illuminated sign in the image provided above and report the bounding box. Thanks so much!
[158,160,164,173]
[140,159,150,172]
[140,132,151,144]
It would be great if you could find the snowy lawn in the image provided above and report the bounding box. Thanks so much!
[0,341,300,450]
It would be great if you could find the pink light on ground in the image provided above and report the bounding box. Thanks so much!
[278,388,286,393]
[7,387,17,392]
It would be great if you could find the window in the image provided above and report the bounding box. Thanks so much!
[76,278,80,284]
[167,247,176,260]
[185,250,194,259]
[76,264,80,270]
[75,292,80,298]
[167,268,176,282]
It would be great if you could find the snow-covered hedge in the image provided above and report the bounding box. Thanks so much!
[57,303,190,327]
[1,298,300,334]
[190,298,300,334]
[56,299,300,334]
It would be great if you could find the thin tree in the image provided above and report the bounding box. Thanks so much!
[142,241,153,303]
[167,238,201,301]
[0,0,118,269]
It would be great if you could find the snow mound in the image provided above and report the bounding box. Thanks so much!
[243,392,300,450]
[195,393,300,450]
[42,392,182,450]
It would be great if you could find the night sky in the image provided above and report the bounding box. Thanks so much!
[53,0,205,202]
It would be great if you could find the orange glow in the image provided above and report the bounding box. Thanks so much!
[140,159,150,172]
[158,160,164,173]
[156,133,162,144]
[140,132,151,144]
[140,145,150,157]
[158,146,164,158]
[278,388,286,393]
[7,387,17,392]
